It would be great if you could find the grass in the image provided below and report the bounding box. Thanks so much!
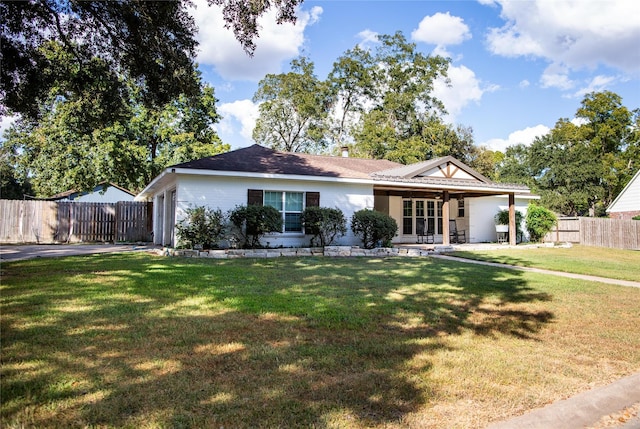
[1,252,640,428]
[451,244,640,282]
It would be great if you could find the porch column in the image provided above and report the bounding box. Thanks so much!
[509,193,516,245]
[162,189,171,246]
[442,191,450,245]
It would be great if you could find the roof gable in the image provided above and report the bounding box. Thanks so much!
[372,156,492,183]
[608,170,640,212]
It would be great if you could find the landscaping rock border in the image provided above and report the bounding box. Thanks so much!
[156,245,458,259]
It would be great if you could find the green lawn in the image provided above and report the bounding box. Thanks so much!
[452,245,640,282]
[2,252,639,428]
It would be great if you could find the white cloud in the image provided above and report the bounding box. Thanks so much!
[482,124,550,152]
[573,74,617,98]
[540,63,575,90]
[519,79,530,88]
[412,12,471,46]
[356,29,379,49]
[433,65,497,122]
[485,0,640,73]
[216,99,260,146]
[190,1,322,81]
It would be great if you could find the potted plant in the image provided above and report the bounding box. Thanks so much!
[494,209,525,241]
[494,209,510,233]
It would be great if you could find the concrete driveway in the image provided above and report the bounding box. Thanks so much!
[0,243,158,262]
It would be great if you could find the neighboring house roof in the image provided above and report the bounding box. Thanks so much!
[137,144,532,200]
[607,170,640,213]
[48,182,135,201]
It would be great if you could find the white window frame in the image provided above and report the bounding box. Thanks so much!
[264,191,304,234]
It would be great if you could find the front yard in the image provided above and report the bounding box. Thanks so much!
[452,244,640,282]
[1,250,639,428]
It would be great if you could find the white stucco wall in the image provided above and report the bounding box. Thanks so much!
[167,174,374,247]
[468,196,534,243]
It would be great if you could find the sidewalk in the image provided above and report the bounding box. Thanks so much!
[487,373,640,429]
[0,243,158,262]
[432,254,640,289]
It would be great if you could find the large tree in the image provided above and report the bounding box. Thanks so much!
[1,0,303,119]
[333,32,463,163]
[496,91,639,216]
[5,77,229,197]
[253,57,330,153]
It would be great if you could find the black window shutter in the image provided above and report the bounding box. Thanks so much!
[306,192,320,207]
[247,189,263,206]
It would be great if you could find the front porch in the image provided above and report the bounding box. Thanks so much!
[373,188,522,246]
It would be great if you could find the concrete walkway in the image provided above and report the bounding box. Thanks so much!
[432,254,640,289]
[0,243,158,262]
[487,373,640,429]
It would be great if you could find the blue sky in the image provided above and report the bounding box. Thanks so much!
[2,0,636,154]
[190,0,640,153]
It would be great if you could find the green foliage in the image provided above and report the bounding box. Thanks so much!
[176,206,227,249]
[229,205,283,249]
[2,0,301,119]
[496,91,639,216]
[4,76,228,197]
[494,209,524,237]
[301,206,347,247]
[1,1,200,120]
[0,139,32,199]
[526,204,557,243]
[351,209,398,249]
[253,57,330,153]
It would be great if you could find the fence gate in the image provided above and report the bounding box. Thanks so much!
[0,200,152,244]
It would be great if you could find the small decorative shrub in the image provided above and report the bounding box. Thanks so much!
[526,203,557,243]
[176,206,226,249]
[632,215,640,221]
[351,209,398,249]
[301,206,347,247]
[229,205,283,248]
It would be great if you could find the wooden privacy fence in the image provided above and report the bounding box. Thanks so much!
[0,200,152,244]
[545,217,639,250]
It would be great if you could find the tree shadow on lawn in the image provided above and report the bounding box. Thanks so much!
[1,254,553,428]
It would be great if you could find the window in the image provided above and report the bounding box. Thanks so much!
[264,191,304,233]
[458,198,465,218]
[416,200,425,235]
[426,200,443,234]
[403,200,413,235]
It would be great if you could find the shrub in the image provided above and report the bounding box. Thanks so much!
[229,205,283,248]
[351,209,398,249]
[494,209,524,236]
[301,206,347,247]
[175,206,226,249]
[526,203,557,243]
[633,215,640,221]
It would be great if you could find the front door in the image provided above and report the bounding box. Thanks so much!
[402,199,443,238]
